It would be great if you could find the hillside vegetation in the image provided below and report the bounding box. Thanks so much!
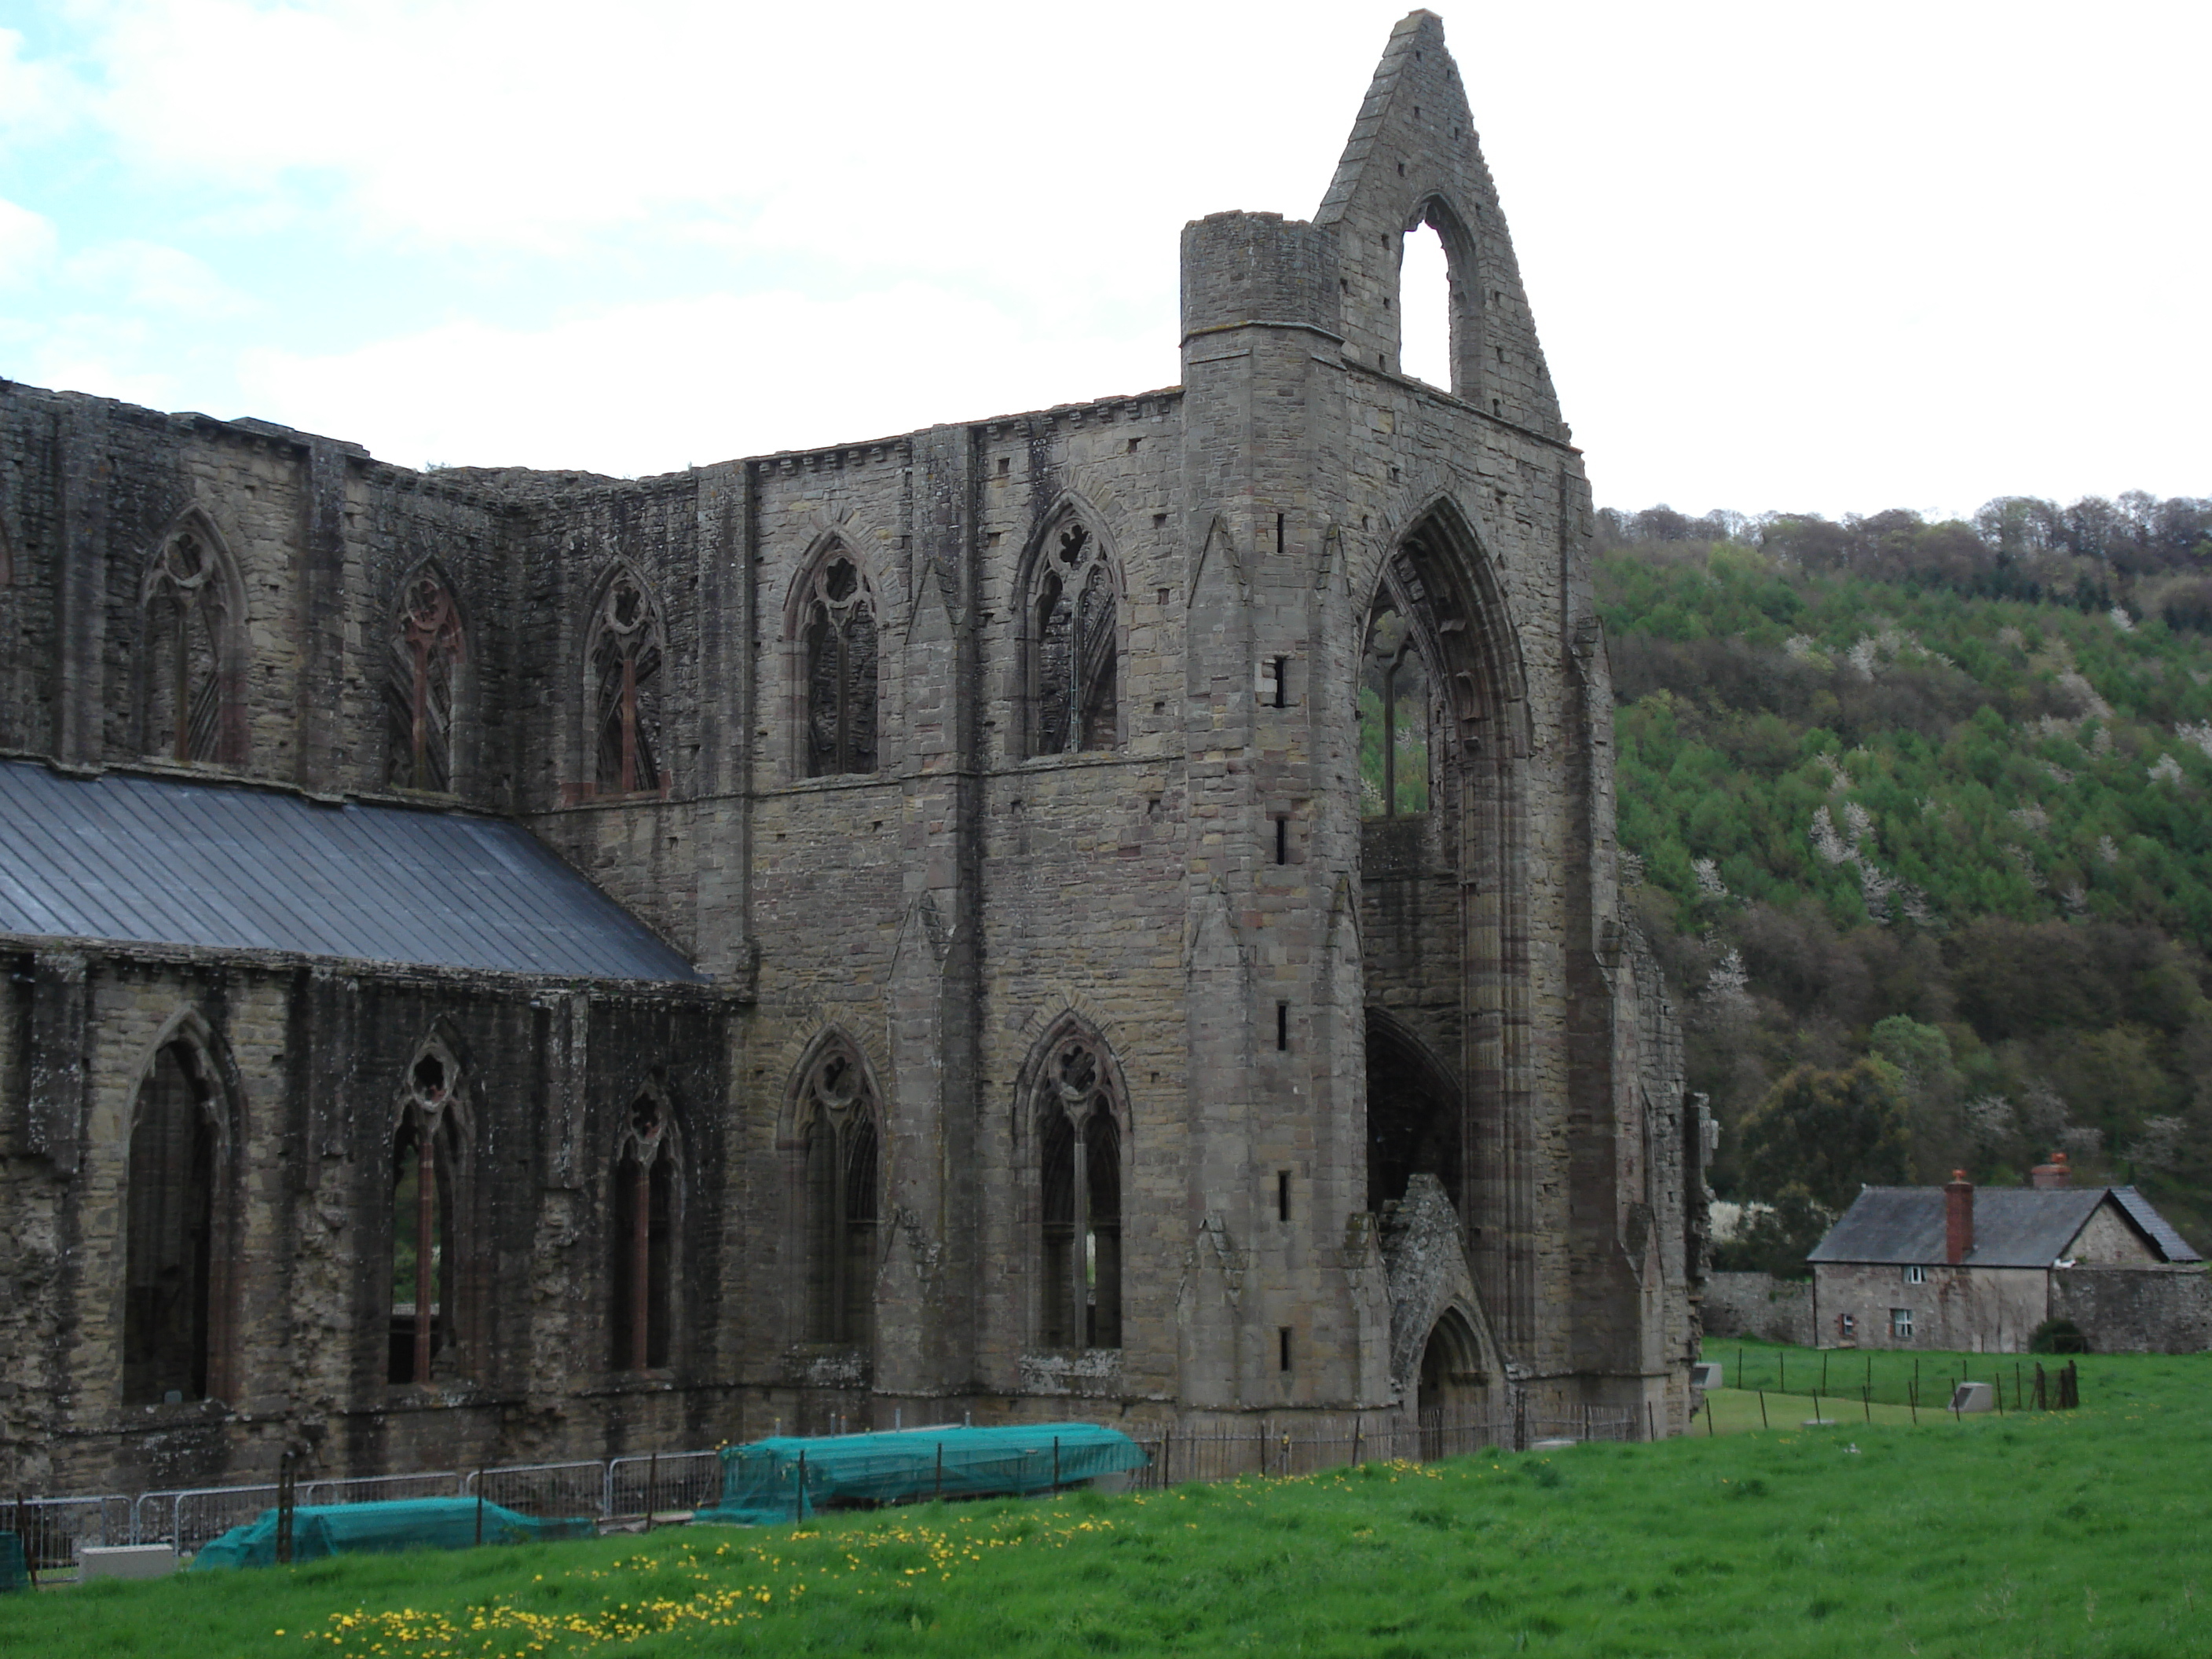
[1593,494,2212,1258]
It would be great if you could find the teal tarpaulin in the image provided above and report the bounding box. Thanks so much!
[694,1423,1148,1527]
[191,1498,592,1570]
[0,1531,26,1593]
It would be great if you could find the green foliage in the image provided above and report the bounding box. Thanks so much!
[1599,512,2212,1246]
[1738,1063,1912,1212]
[1709,1185,1829,1280]
[2030,1318,2090,1355]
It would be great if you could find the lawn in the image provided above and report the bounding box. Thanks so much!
[3,1349,2206,1658]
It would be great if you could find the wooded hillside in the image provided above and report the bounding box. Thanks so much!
[1592,494,2212,1265]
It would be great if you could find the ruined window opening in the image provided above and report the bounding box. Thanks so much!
[123,1042,217,1406]
[589,570,665,796]
[1364,1013,1463,1214]
[1400,222,1452,390]
[386,571,465,792]
[1030,518,1118,755]
[389,1050,460,1386]
[800,550,878,777]
[799,1044,878,1349]
[611,1091,676,1371]
[1359,594,1431,817]
[1037,1034,1122,1351]
[141,525,234,764]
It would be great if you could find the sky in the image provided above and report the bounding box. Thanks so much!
[0,0,2204,520]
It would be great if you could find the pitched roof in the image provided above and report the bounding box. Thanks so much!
[1808,1184,2200,1268]
[0,758,703,984]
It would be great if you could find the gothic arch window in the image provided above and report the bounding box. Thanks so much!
[123,1038,229,1405]
[1360,584,1431,816]
[1028,1025,1125,1351]
[610,1089,678,1372]
[588,567,667,797]
[797,544,878,776]
[794,1037,879,1350]
[1026,514,1119,755]
[386,568,466,792]
[141,515,243,765]
[389,1040,467,1386]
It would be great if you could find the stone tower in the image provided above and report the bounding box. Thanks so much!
[0,12,1699,1502]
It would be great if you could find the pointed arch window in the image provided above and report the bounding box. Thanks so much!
[1029,518,1118,754]
[142,522,239,764]
[588,570,666,796]
[1359,587,1430,816]
[799,548,878,776]
[797,1041,879,1349]
[1035,1030,1122,1350]
[123,1041,222,1405]
[390,1045,465,1385]
[386,570,465,792]
[611,1091,677,1372]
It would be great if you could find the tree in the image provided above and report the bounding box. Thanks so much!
[1737,1060,1911,1212]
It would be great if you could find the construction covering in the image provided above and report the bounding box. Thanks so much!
[0,1531,25,1592]
[694,1424,1148,1526]
[190,1498,592,1569]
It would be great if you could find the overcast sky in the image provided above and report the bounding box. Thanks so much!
[1,0,2203,520]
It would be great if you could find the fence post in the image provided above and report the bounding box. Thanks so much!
[1758,1390,1768,1430]
[13,1496,31,1589]
[276,1452,296,1566]
[1352,1419,1362,1467]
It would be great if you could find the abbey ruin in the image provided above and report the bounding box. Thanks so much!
[0,12,1704,1499]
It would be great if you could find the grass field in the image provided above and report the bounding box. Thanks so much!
[3,1346,2206,1657]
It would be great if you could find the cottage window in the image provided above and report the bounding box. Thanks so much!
[1890,1307,1914,1340]
[1903,1264,1927,1285]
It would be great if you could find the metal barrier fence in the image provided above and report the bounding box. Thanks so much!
[20,1401,1639,1568]
[8,1496,131,1580]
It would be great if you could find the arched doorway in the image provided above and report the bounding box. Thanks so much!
[1416,1306,1489,1457]
[1365,1012,1461,1216]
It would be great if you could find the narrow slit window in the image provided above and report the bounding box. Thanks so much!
[1276,1002,1290,1052]
[1272,656,1288,709]
[1276,1170,1291,1224]
[1279,1328,1294,1373]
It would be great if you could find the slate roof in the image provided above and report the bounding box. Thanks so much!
[1808,1184,2201,1267]
[0,758,704,983]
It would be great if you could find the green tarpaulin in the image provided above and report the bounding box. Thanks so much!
[694,1423,1148,1527]
[0,1531,26,1593]
[191,1498,592,1570]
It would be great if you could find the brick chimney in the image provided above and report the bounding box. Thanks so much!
[2031,1151,2072,1189]
[1944,1170,1975,1265]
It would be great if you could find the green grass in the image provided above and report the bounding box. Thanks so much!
[6,1352,2209,1657]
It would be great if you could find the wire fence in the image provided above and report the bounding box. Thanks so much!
[1717,1342,2088,1414]
[9,1397,1641,1571]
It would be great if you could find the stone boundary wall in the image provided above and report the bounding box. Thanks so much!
[1701,1272,1815,1347]
[2051,1266,2212,1354]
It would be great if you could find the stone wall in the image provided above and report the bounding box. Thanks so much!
[1701,1273,1816,1347]
[2051,1266,2212,1353]
[0,12,1701,1495]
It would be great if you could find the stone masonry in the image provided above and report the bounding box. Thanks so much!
[0,13,1701,1498]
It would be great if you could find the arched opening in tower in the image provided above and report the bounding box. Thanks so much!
[1365,1013,1462,1214]
[1399,222,1452,390]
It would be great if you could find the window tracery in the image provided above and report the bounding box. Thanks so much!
[1034,1029,1122,1350]
[1029,518,1118,754]
[123,1040,221,1405]
[588,569,665,796]
[797,1040,878,1349]
[799,548,878,776]
[390,1044,464,1386]
[386,570,465,793]
[610,1090,676,1372]
[1359,580,1431,816]
[142,522,236,764]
